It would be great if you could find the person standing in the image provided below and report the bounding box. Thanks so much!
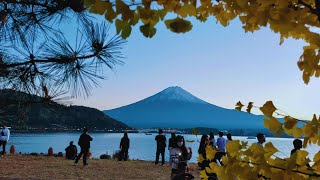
[291,139,302,155]
[65,141,77,160]
[209,132,216,148]
[0,126,10,157]
[256,133,266,147]
[216,131,227,152]
[226,133,233,142]
[168,132,176,164]
[155,129,166,166]
[74,128,93,166]
[119,132,130,161]
[168,132,176,151]
[198,134,210,170]
[170,135,193,180]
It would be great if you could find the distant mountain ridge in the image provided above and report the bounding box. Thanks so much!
[0,89,130,130]
[104,86,266,129]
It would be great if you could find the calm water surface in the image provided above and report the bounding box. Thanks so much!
[7,133,319,163]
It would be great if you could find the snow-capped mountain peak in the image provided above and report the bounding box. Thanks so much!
[145,86,207,104]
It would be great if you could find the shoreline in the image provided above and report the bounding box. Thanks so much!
[0,154,200,179]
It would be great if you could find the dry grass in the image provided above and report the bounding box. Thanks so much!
[0,155,200,180]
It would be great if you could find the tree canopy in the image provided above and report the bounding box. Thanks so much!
[0,0,126,98]
[85,0,320,84]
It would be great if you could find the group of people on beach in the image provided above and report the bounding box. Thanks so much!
[154,129,194,180]
[63,128,307,180]
[0,126,306,179]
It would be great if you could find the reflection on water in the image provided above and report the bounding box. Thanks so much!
[8,133,318,163]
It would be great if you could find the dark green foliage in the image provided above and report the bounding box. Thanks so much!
[0,89,129,130]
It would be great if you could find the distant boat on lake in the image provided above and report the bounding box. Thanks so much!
[247,136,256,139]
[145,132,152,135]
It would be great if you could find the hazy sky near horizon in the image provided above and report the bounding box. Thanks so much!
[66,15,320,120]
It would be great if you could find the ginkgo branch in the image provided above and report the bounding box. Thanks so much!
[240,160,320,177]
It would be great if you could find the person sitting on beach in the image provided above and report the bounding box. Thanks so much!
[170,135,193,180]
[65,141,77,160]
[256,133,266,147]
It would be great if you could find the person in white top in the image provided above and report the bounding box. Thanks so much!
[256,133,266,147]
[216,131,227,152]
[0,126,10,156]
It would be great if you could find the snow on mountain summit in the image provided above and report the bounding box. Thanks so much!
[145,86,207,104]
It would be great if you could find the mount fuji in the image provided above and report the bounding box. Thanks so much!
[103,86,265,129]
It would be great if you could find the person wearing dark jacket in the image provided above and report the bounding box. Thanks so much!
[155,129,166,166]
[198,134,210,170]
[119,132,130,161]
[74,128,93,166]
[65,141,77,160]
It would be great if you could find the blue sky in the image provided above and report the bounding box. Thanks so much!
[66,15,320,120]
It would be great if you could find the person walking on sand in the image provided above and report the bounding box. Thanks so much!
[119,132,130,161]
[155,129,166,166]
[74,128,93,166]
[0,126,10,157]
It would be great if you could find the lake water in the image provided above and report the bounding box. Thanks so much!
[7,133,319,163]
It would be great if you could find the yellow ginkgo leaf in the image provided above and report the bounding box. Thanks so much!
[192,128,199,136]
[164,18,193,33]
[139,23,156,38]
[284,116,298,130]
[235,101,244,111]
[266,117,282,133]
[105,2,117,22]
[292,126,303,138]
[260,101,277,118]
[246,102,253,113]
[264,142,278,158]
[314,150,320,162]
[89,1,108,15]
[121,23,132,39]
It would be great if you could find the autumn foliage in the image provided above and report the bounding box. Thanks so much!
[197,101,320,179]
[85,0,320,84]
